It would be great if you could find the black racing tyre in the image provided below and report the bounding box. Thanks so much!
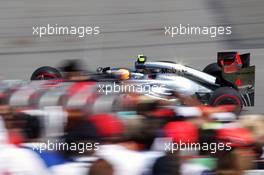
[30,66,63,80]
[203,62,222,78]
[203,62,237,89]
[209,87,243,114]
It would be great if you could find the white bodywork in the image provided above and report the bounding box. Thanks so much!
[145,62,216,84]
[133,61,216,96]
[155,74,212,95]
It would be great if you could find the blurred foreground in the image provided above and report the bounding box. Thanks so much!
[0,77,263,175]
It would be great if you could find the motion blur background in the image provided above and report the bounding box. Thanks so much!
[0,0,263,113]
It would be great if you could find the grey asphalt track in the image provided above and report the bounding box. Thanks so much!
[0,0,263,114]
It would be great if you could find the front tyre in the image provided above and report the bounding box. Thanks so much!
[31,66,63,80]
[209,87,242,114]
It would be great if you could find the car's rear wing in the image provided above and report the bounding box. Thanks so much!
[219,52,255,106]
[217,52,250,68]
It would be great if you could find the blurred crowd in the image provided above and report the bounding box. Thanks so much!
[0,78,263,175]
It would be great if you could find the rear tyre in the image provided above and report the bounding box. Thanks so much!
[209,87,242,114]
[31,66,63,80]
[203,62,236,88]
[203,63,221,78]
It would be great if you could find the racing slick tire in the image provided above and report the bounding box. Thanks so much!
[209,87,243,114]
[203,62,237,89]
[31,66,63,80]
[203,63,221,78]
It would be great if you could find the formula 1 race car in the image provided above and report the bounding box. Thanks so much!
[133,52,255,112]
[30,52,255,113]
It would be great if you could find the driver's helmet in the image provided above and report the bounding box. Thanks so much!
[113,68,130,80]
